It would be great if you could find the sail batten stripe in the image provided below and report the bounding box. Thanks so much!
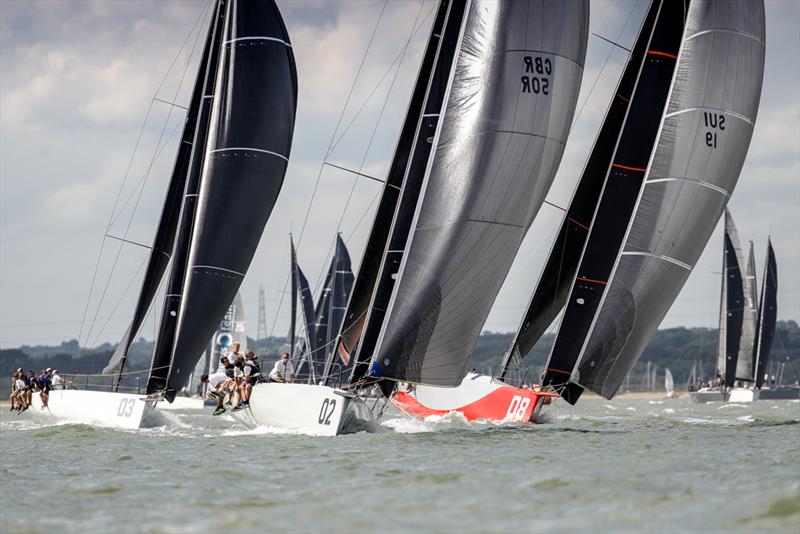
[664,107,754,126]
[647,50,677,59]
[495,130,566,146]
[612,163,647,172]
[621,251,692,271]
[224,36,292,47]
[192,265,245,277]
[568,217,590,231]
[686,28,765,45]
[546,367,572,376]
[209,147,288,161]
[543,199,567,212]
[576,276,607,285]
[646,177,730,196]
[506,48,585,68]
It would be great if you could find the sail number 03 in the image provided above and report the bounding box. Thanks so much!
[318,398,336,425]
[117,398,136,417]
[521,55,552,95]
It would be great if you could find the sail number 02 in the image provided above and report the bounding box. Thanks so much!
[318,398,336,425]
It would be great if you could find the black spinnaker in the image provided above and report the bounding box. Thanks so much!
[163,0,298,401]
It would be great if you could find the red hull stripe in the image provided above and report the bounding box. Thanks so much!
[392,386,556,423]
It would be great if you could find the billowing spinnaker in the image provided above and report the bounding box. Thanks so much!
[574,0,765,399]
[164,0,297,400]
[371,0,588,386]
[735,240,758,381]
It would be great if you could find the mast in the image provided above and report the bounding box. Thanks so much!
[163,0,299,401]
[497,0,663,381]
[540,0,687,403]
[146,0,228,394]
[369,0,588,388]
[556,0,765,401]
[753,238,777,389]
[715,220,727,381]
[104,1,219,390]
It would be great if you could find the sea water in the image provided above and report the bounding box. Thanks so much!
[1,397,798,533]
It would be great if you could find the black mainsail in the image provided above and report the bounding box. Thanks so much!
[369,1,588,387]
[288,237,316,361]
[104,1,220,386]
[319,235,354,380]
[163,0,298,401]
[552,0,765,402]
[717,211,746,388]
[753,239,777,389]
[497,0,662,382]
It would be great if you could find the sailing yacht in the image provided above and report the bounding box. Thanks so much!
[413,0,765,419]
[235,0,589,435]
[28,0,297,428]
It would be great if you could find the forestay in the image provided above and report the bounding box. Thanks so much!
[573,0,766,399]
[164,0,298,401]
[371,0,589,386]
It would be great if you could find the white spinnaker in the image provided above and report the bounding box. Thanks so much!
[574,0,766,399]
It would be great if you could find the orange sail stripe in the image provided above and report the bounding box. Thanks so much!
[568,216,589,231]
[612,163,647,172]
[648,50,677,59]
[576,276,608,285]
[546,367,572,376]
[616,93,630,102]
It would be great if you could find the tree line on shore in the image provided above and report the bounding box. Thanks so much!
[2,321,798,396]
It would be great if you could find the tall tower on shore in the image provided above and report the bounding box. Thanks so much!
[256,285,267,354]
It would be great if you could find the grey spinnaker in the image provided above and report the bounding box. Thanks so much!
[370,0,589,386]
[753,239,777,389]
[735,240,759,381]
[498,0,662,382]
[573,0,766,399]
[164,0,297,401]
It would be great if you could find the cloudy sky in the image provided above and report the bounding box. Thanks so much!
[1,0,797,350]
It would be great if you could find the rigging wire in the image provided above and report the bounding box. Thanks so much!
[78,1,212,351]
[265,1,435,352]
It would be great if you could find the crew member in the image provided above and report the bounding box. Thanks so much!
[269,352,295,383]
[201,372,235,415]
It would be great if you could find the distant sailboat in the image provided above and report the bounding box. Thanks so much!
[29,0,297,428]
[664,368,677,398]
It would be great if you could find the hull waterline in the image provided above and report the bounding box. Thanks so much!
[28,389,158,429]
